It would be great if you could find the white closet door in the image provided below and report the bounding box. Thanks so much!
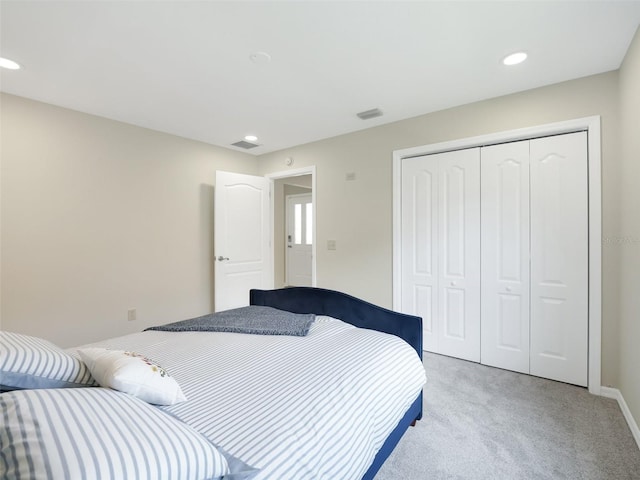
[401,149,480,360]
[401,155,439,351]
[481,141,531,373]
[437,149,481,362]
[530,132,588,386]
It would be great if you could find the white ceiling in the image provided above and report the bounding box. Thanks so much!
[2,1,640,155]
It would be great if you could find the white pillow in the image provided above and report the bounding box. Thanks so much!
[0,331,96,390]
[0,388,229,480]
[78,347,186,405]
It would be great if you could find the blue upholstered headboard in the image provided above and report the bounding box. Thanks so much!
[249,287,422,361]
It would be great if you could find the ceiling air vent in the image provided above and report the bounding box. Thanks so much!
[231,140,260,149]
[356,108,383,120]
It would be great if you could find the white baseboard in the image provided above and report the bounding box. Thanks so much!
[601,386,640,450]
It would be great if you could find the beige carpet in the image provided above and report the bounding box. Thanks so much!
[375,352,640,480]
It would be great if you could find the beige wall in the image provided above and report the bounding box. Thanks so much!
[618,27,640,429]
[258,71,621,387]
[0,93,258,347]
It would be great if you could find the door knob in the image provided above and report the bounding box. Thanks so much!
[216,256,229,261]
[450,281,457,287]
[506,286,512,292]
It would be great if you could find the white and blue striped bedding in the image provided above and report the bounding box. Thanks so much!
[82,316,426,480]
[0,387,229,480]
[0,331,95,390]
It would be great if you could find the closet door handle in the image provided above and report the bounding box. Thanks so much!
[506,286,512,292]
[450,281,457,287]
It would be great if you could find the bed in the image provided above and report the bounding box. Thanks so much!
[1,287,425,480]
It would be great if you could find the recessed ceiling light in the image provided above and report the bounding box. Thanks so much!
[502,52,527,66]
[0,57,21,70]
[244,135,258,142]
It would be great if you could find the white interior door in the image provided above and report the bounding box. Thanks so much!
[214,171,272,312]
[529,132,588,386]
[481,141,531,374]
[401,155,439,351]
[394,119,599,391]
[401,148,480,361]
[436,149,481,362]
[286,193,313,287]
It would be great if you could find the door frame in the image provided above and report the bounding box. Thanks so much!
[265,166,317,287]
[392,116,602,395]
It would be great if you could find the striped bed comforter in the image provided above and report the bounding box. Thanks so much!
[81,315,426,480]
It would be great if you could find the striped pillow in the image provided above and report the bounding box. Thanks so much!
[0,388,230,480]
[0,331,95,390]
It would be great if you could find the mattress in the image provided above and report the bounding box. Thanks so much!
[80,315,426,480]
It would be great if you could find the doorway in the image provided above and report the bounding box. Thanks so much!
[265,166,316,288]
[286,193,313,286]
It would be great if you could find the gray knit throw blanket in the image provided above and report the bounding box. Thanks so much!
[145,306,315,337]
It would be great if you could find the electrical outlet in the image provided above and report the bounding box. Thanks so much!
[127,309,137,321]
[327,240,337,250]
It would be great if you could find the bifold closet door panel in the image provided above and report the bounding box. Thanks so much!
[400,149,481,361]
[401,155,439,352]
[480,141,531,374]
[530,132,588,387]
[437,149,481,362]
